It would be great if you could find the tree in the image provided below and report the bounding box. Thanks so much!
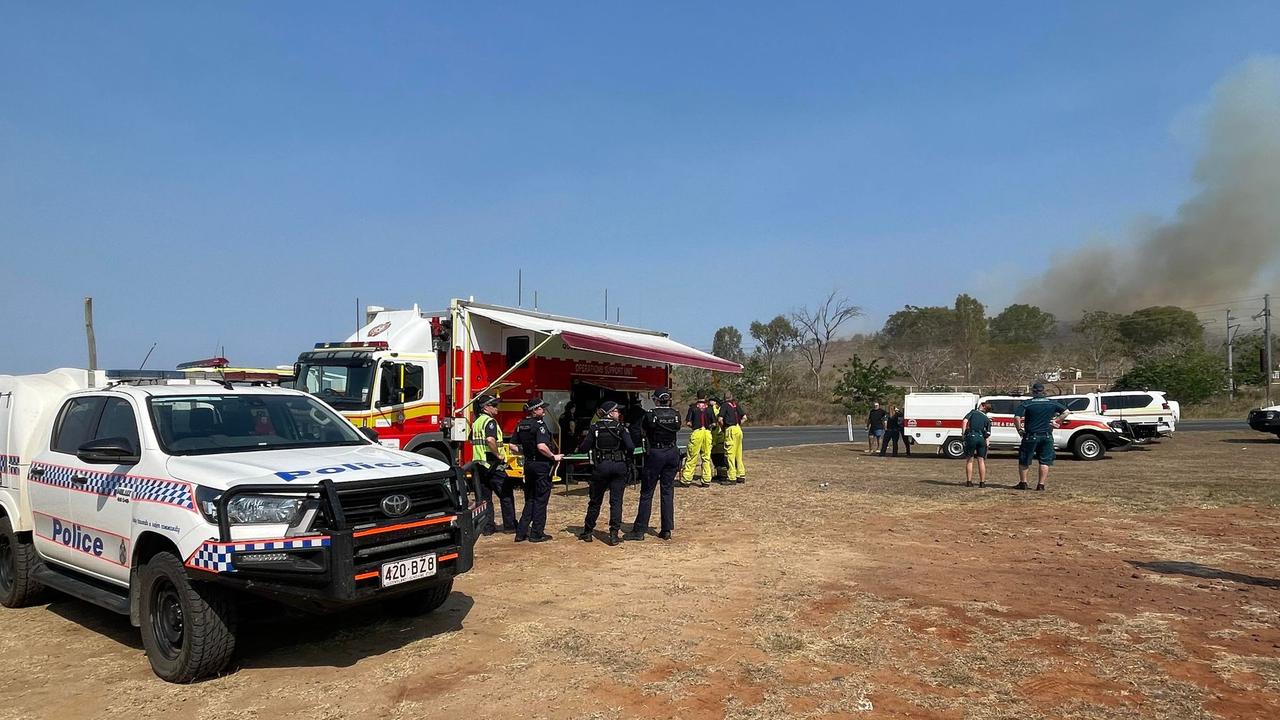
[832,355,896,416]
[791,292,863,391]
[749,315,800,376]
[989,304,1056,349]
[881,305,956,349]
[879,305,956,388]
[1116,306,1203,355]
[1113,350,1224,404]
[953,294,988,384]
[712,326,746,364]
[1228,331,1269,388]
[981,343,1050,393]
[726,357,769,405]
[1073,310,1124,378]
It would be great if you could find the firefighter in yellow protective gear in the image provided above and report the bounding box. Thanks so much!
[719,391,748,483]
[708,397,728,481]
[682,396,715,487]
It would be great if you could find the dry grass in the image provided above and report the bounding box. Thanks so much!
[0,432,1277,719]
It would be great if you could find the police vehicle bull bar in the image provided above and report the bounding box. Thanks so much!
[199,467,481,609]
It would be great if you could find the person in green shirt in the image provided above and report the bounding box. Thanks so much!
[1013,382,1071,491]
[961,401,992,487]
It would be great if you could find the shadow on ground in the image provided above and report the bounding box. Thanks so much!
[1129,560,1280,589]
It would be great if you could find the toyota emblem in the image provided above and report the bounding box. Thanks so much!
[380,494,412,517]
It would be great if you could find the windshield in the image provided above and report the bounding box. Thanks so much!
[294,361,375,410]
[149,394,367,455]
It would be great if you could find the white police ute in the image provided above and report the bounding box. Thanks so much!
[0,368,482,682]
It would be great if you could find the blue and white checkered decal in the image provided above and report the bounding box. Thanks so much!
[186,536,331,573]
[1,455,18,475]
[30,462,194,511]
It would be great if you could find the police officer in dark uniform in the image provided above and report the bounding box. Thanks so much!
[512,398,563,543]
[469,394,516,535]
[626,388,681,541]
[576,401,635,546]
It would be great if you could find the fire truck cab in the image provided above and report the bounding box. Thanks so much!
[295,299,740,472]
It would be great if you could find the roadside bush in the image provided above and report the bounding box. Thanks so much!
[1112,350,1224,404]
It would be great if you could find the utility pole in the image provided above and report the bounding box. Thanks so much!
[1265,294,1274,406]
[84,297,98,387]
[1226,309,1240,400]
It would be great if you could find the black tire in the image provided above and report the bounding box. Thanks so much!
[1071,433,1106,461]
[0,517,44,608]
[942,437,966,460]
[139,552,237,683]
[384,578,454,617]
[414,446,451,467]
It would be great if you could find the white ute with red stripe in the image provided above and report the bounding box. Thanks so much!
[904,392,1134,461]
[0,368,481,682]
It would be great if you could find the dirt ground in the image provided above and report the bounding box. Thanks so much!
[2,431,1278,720]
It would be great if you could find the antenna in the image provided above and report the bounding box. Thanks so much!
[518,269,523,306]
[139,343,157,370]
[356,297,361,342]
[534,290,539,310]
[604,288,608,321]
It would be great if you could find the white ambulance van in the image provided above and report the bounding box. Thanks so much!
[0,368,481,682]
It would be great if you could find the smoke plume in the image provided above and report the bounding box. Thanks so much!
[1022,57,1280,317]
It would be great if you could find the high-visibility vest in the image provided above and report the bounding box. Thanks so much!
[470,414,504,467]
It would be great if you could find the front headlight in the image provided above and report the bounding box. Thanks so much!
[196,486,305,525]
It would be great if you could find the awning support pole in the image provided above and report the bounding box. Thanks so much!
[463,332,560,409]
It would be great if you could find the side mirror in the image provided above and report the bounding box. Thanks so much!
[77,437,140,465]
[360,427,380,442]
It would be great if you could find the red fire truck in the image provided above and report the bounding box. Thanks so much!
[293,299,740,470]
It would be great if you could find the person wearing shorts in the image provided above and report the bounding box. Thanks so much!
[866,402,887,454]
[1013,383,1070,491]
[961,401,992,487]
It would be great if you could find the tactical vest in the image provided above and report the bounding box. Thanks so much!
[647,406,681,446]
[470,415,504,468]
[591,419,627,463]
[513,416,542,459]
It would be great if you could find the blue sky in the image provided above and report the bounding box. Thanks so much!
[3,2,1278,372]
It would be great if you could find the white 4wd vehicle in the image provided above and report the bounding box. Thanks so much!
[1248,404,1280,438]
[1050,391,1178,440]
[0,369,481,682]
[905,393,1133,461]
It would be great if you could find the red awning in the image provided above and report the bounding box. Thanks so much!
[573,375,660,392]
[463,304,743,374]
[559,330,741,374]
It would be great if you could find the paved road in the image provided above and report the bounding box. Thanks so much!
[679,418,1250,451]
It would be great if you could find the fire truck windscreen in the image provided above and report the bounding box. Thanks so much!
[294,360,375,411]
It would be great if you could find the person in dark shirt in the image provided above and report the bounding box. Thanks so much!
[1013,383,1070,491]
[719,391,749,483]
[682,396,716,487]
[866,402,887,454]
[577,401,636,546]
[961,401,992,487]
[879,403,909,457]
[513,398,564,542]
[628,388,682,540]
